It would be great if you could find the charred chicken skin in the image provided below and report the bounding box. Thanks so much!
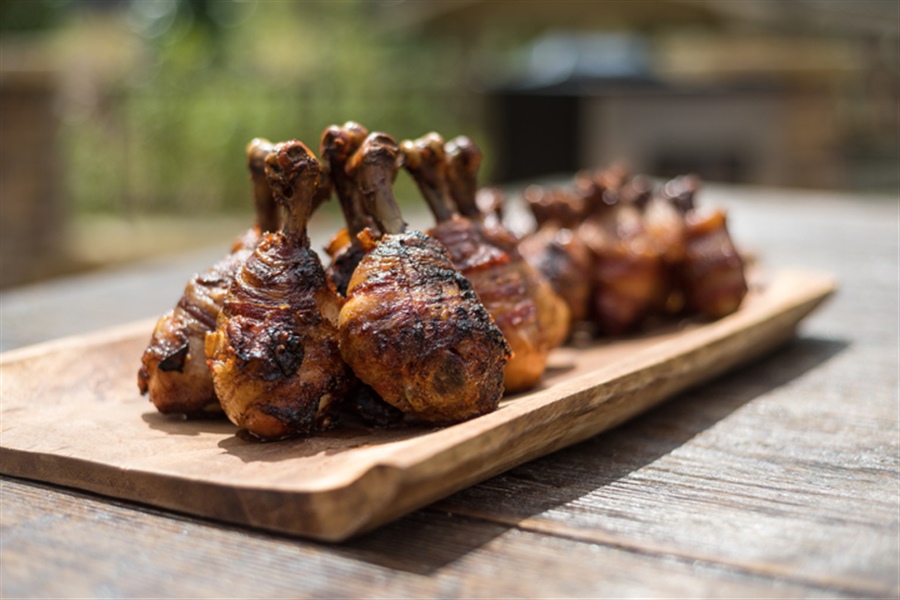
[520,184,593,324]
[444,135,571,349]
[206,141,351,439]
[137,138,279,415]
[662,175,747,318]
[525,167,747,331]
[338,132,509,423]
[519,220,593,324]
[402,132,550,393]
[576,167,668,335]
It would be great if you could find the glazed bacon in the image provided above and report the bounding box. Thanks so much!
[206,141,351,439]
[639,179,689,315]
[669,176,747,319]
[520,184,593,325]
[520,167,748,332]
[445,135,571,350]
[631,173,747,319]
[518,221,593,324]
[402,132,552,393]
[577,167,668,335]
[137,138,279,415]
[338,132,509,423]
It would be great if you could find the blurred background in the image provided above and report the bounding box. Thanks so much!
[1,0,898,288]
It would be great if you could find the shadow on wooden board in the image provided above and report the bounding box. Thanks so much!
[334,335,848,575]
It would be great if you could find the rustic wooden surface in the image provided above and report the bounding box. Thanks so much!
[0,270,833,541]
[1,184,897,597]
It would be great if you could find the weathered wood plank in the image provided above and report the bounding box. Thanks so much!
[0,270,834,541]
[434,337,899,597]
[1,186,895,598]
[0,477,859,599]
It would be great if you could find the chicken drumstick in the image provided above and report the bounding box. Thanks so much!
[320,121,375,296]
[577,167,667,335]
[663,176,748,319]
[338,132,509,423]
[402,132,555,393]
[206,141,351,439]
[137,138,279,415]
[445,135,571,348]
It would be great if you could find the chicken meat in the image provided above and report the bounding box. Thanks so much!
[338,132,510,422]
[137,138,279,416]
[576,167,667,335]
[206,140,352,439]
[664,176,748,318]
[320,121,376,296]
[401,132,554,392]
[520,184,593,324]
[444,135,571,349]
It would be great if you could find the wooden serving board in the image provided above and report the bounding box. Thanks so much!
[0,269,835,542]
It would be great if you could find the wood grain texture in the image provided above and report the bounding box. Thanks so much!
[2,186,896,598]
[0,477,860,599]
[427,189,900,597]
[434,336,898,597]
[0,269,833,542]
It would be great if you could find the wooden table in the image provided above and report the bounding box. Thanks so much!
[1,185,897,598]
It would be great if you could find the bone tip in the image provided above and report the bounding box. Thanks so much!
[247,137,274,173]
[343,121,369,140]
[265,140,318,184]
[420,132,446,159]
[361,133,400,162]
[447,135,476,153]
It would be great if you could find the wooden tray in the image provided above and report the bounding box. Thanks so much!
[0,269,835,541]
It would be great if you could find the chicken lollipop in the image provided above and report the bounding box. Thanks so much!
[664,176,748,319]
[519,184,593,325]
[577,167,667,335]
[206,141,352,439]
[519,222,593,325]
[632,176,689,315]
[338,132,509,423]
[320,121,374,296]
[402,133,568,392]
[447,135,571,348]
[402,132,549,392]
[137,138,279,415]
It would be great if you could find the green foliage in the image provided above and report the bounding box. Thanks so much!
[59,1,486,217]
[0,0,71,32]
